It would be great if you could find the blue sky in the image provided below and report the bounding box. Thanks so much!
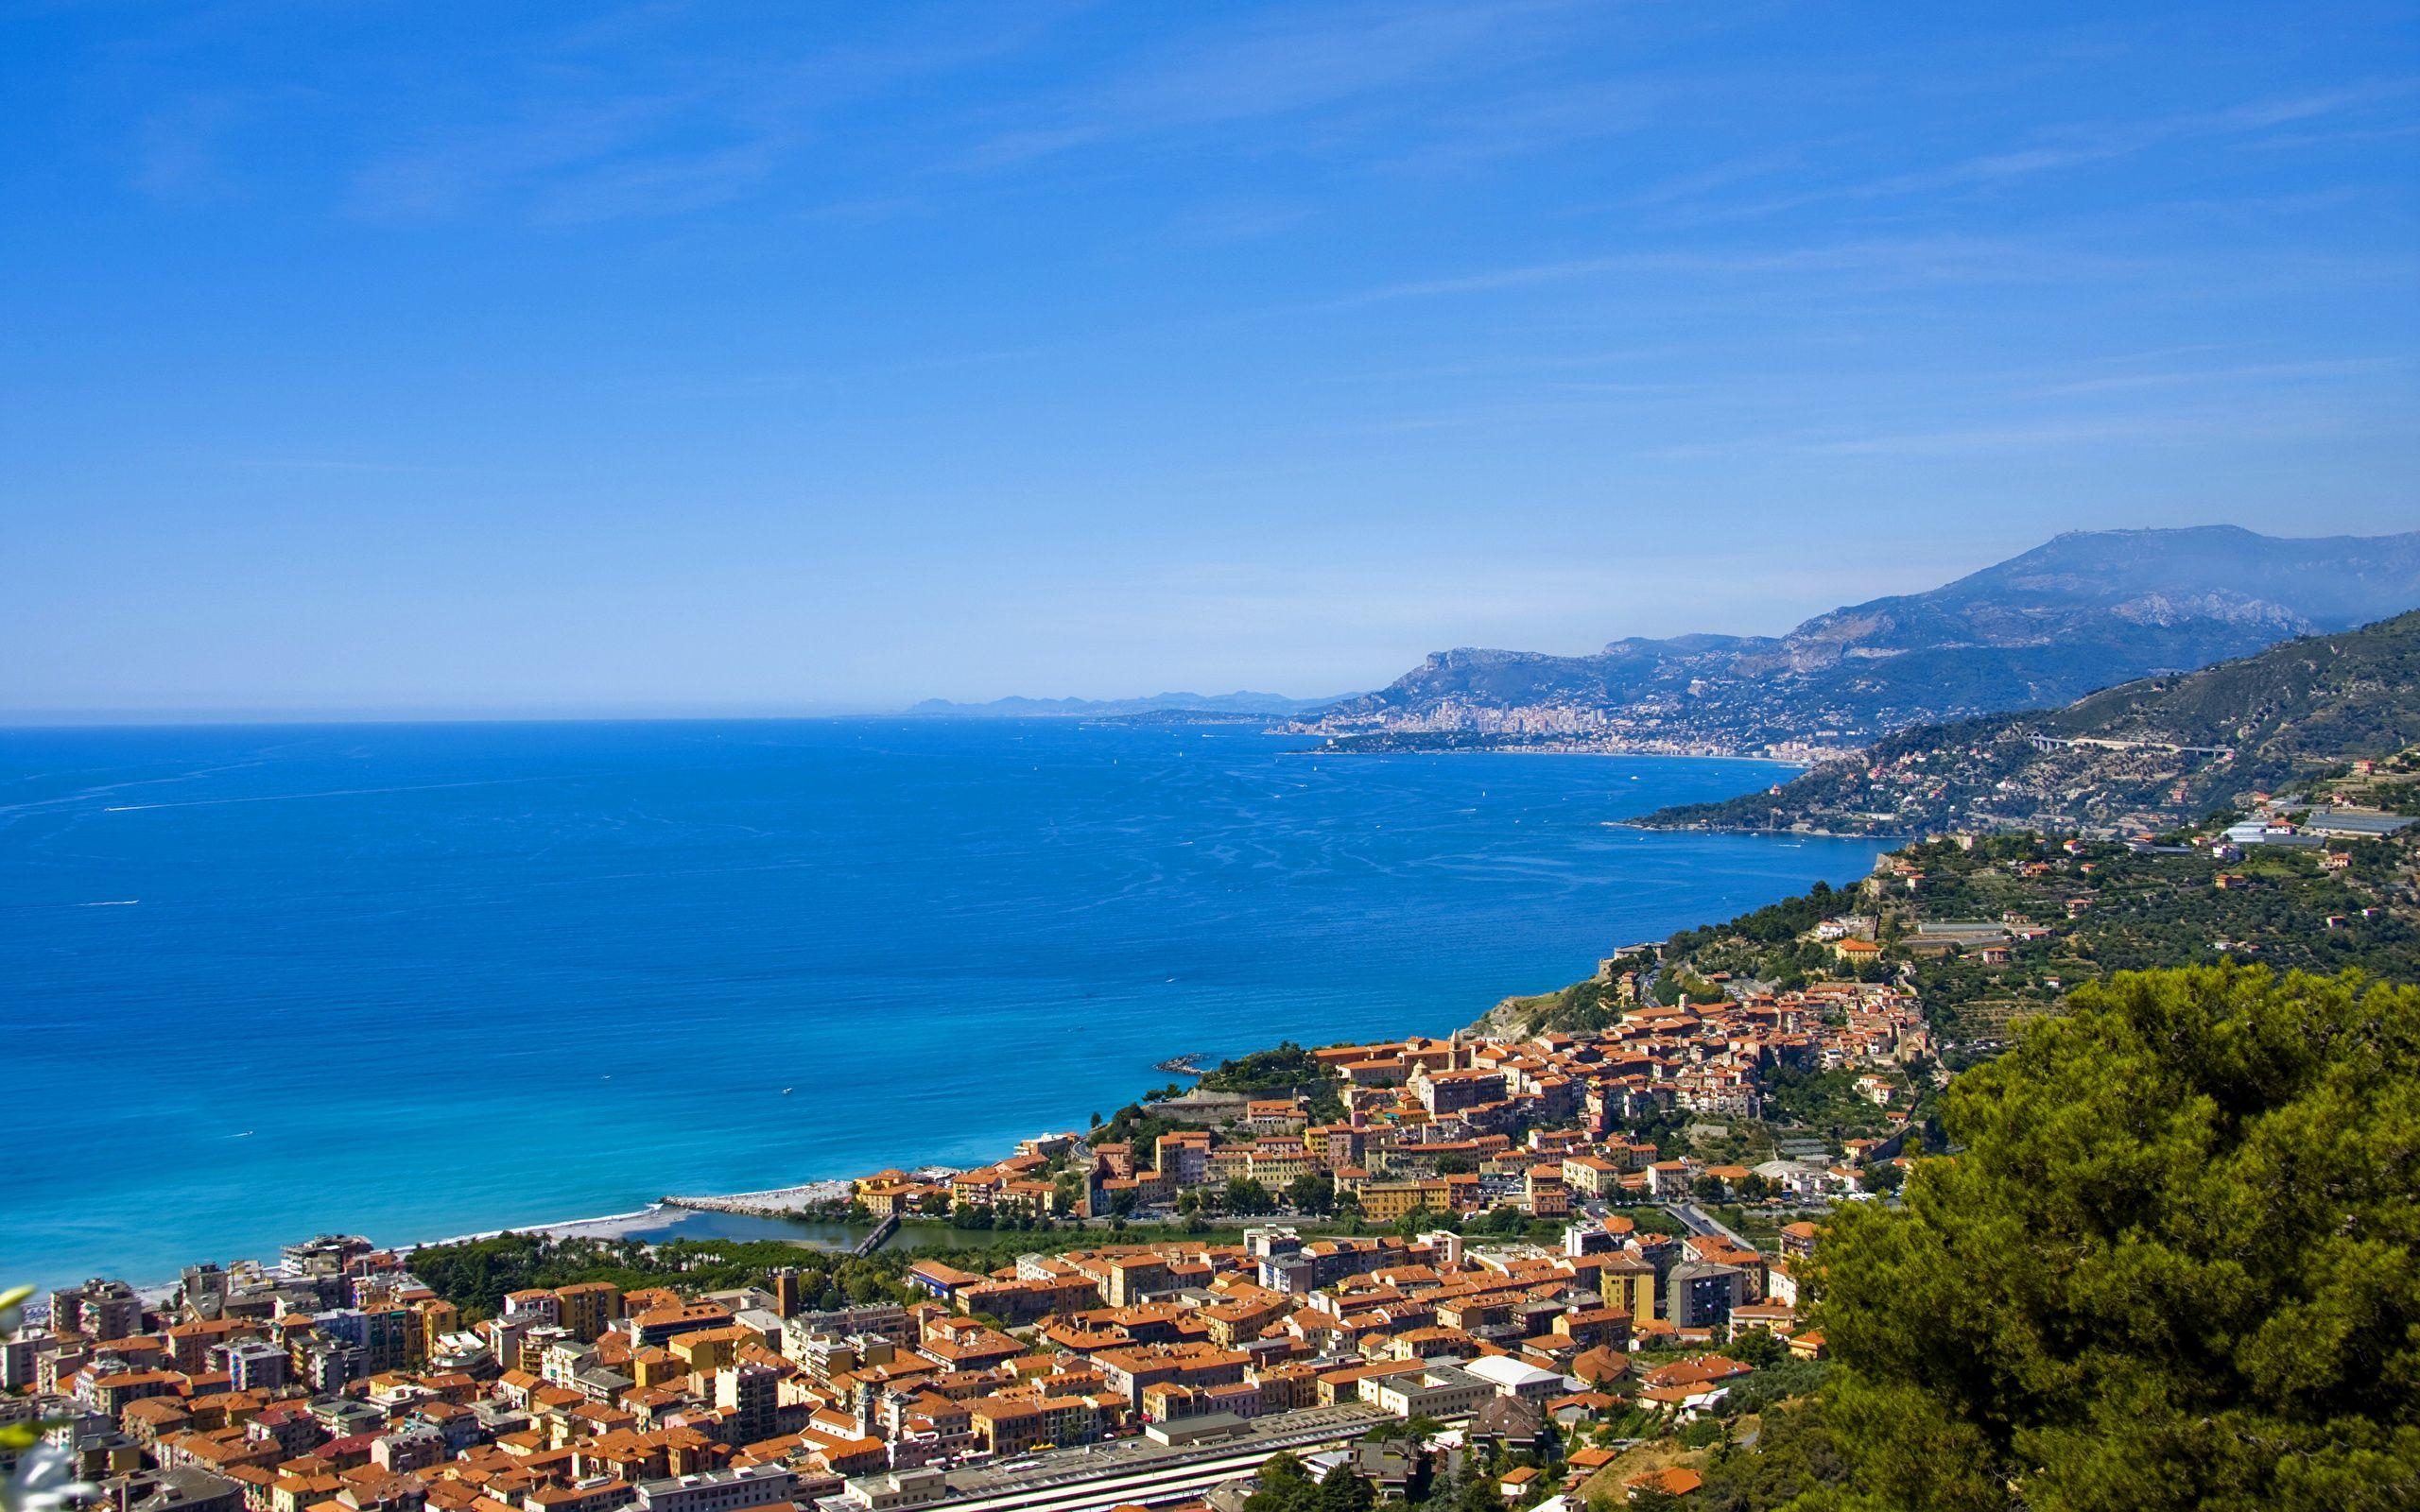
[5,1,2416,714]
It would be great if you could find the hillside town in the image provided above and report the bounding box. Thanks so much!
[842,972,1926,1228]
[1,979,1940,1512]
[1285,687,1869,765]
[18,793,2416,1512]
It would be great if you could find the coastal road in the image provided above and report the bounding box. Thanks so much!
[1669,1202,1755,1250]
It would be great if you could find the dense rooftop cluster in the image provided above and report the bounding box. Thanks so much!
[848,987,1926,1233]
[14,807,2406,1510]
[5,1194,1844,1512]
[3,977,1931,1512]
[28,748,2412,1509]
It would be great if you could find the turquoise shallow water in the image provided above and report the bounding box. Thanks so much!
[0,718,1883,1290]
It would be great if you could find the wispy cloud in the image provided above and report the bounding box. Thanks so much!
[1625,143,1839,208]
[1708,398,2412,461]
[1167,195,1316,244]
[1339,234,2148,305]
[1682,78,2420,222]
[346,91,716,221]
[2031,356,2403,396]
[952,0,1587,169]
[130,90,253,205]
[340,4,1082,223]
[1790,409,2374,458]
[1376,78,1669,172]
[1873,81,2414,190]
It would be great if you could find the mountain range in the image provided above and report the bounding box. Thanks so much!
[1294,526,2420,757]
[1637,609,2420,836]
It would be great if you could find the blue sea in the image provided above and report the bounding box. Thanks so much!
[0,719,1883,1290]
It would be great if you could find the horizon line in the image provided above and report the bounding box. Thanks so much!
[0,700,1345,731]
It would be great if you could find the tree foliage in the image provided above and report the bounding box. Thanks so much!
[1804,966,2420,1512]
[1692,1396,1848,1511]
[1094,1101,1203,1150]
[1759,1066,1893,1142]
[1288,1172,1338,1213]
[1201,1041,1327,1092]
[1245,1452,1374,1512]
[406,1233,900,1319]
[1223,1176,1276,1214]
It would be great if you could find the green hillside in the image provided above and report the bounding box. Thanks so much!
[1639,610,2420,836]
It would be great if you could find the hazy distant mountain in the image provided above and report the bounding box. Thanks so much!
[907,690,1342,719]
[1299,526,2420,755]
[1638,609,2420,835]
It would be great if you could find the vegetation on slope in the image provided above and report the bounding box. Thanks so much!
[1198,1041,1328,1093]
[1506,823,2420,1052]
[1639,610,2420,835]
[1803,966,2420,1512]
[406,1234,905,1321]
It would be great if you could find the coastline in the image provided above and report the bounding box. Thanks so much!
[1285,741,1815,765]
[87,931,1834,1296]
[119,1204,698,1307]
[1620,819,1914,842]
[95,926,1789,1292]
[14,730,1893,1297]
[122,1194,871,1297]
[397,1203,682,1253]
[657,1178,863,1218]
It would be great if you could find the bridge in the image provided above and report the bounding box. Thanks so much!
[2024,732,2231,757]
[1669,1201,1756,1250]
[851,1213,900,1257]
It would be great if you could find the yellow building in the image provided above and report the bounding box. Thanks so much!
[553,1282,623,1343]
[1102,1254,1170,1307]
[417,1299,460,1361]
[630,1347,687,1390]
[1248,1149,1314,1185]
[1356,1180,1450,1224]
[970,1395,1099,1456]
[1598,1253,1660,1324]
[1561,1156,1620,1197]
[669,1325,752,1373]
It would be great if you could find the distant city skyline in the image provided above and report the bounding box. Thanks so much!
[6,2,2416,715]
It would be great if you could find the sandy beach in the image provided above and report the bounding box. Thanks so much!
[659,1179,859,1217]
